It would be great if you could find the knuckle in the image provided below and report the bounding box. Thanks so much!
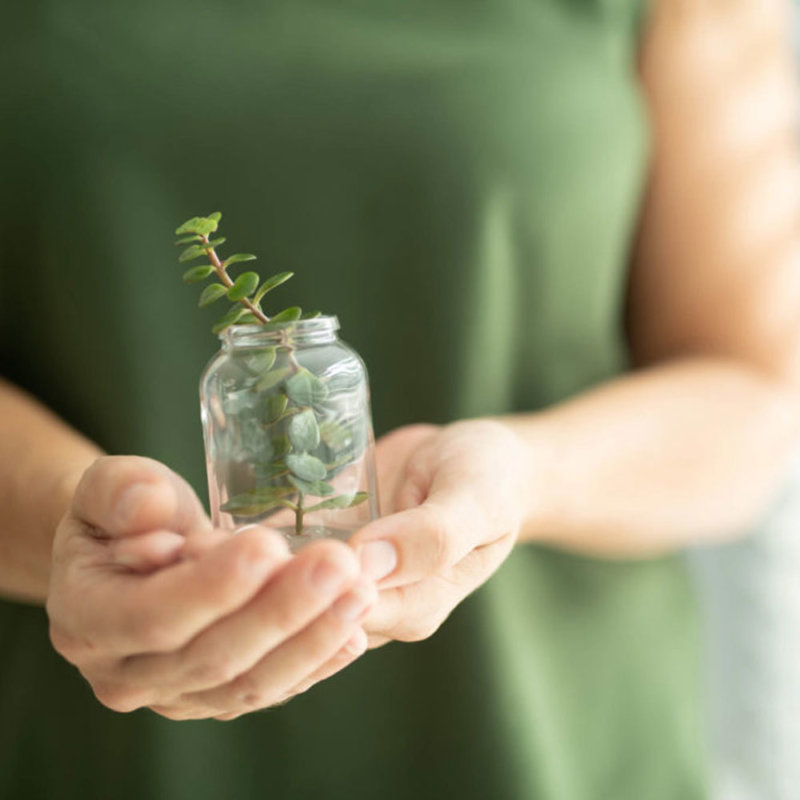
[48,616,104,665]
[149,704,204,721]
[185,655,240,688]
[92,682,149,713]
[48,622,82,662]
[127,614,178,653]
[230,674,273,710]
[213,711,242,722]
[423,505,455,574]
[396,615,444,643]
[263,598,304,639]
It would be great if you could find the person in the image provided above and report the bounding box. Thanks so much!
[1,0,798,797]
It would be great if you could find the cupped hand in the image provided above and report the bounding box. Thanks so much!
[47,456,376,720]
[349,420,530,647]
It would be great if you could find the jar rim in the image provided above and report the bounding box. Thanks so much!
[219,315,340,345]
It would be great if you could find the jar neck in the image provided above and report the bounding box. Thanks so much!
[220,316,340,349]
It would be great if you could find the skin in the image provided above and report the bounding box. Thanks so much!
[1,0,799,715]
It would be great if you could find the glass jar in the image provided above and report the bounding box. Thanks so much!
[200,316,379,551]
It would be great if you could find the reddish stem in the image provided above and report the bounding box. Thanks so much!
[202,236,270,323]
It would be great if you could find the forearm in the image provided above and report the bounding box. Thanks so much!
[0,379,102,603]
[503,357,800,557]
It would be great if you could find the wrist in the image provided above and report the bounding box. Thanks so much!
[493,414,562,545]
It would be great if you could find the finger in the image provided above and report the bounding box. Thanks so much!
[121,541,364,693]
[349,490,486,589]
[287,628,368,697]
[373,425,439,515]
[71,456,211,540]
[361,536,514,642]
[77,526,290,655]
[147,627,370,722]
[183,581,376,717]
[178,527,230,560]
[360,581,452,643]
[109,530,186,571]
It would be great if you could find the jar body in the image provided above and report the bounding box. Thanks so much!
[200,317,379,550]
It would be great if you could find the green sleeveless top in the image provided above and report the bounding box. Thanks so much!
[0,1,704,798]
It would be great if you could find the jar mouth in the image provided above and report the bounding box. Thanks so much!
[220,315,340,347]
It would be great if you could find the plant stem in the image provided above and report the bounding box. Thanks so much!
[201,235,270,323]
[295,491,305,536]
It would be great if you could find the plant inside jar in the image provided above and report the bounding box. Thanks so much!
[175,212,370,540]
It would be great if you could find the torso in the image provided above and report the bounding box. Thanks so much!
[0,2,704,797]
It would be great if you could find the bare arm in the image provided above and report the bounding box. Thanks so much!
[350,0,800,645]
[0,379,102,602]
[509,0,800,555]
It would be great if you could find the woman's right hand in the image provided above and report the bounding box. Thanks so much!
[46,456,376,721]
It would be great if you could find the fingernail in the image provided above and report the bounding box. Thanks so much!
[310,559,347,594]
[359,541,397,582]
[332,587,371,622]
[114,483,151,526]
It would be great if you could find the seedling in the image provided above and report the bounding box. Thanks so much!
[176,212,368,535]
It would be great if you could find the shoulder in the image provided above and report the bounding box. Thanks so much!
[640,0,793,63]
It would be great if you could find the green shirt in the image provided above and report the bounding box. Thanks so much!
[0,1,704,797]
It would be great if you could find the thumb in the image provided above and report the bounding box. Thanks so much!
[349,485,483,588]
[71,456,211,540]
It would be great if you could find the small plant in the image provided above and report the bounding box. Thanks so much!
[175,212,368,536]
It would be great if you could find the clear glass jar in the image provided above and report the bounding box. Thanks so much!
[200,316,379,551]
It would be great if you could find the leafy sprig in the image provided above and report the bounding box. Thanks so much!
[174,212,296,334]
[175,211,369,537]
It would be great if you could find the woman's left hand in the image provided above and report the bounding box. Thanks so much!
[348,420,531,647]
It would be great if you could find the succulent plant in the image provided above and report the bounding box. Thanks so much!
[175,212,367,536]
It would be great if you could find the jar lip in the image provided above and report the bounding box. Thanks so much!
[220,314,340,344]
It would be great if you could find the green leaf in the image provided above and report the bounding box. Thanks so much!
[319,419,351,450]
[175,215,219,236]
[208,211,222,223]
[286,370,329,407]
[254,462,288,480]
[183,264,214,283]
[286,452,327,482]
[271,433,291,459]
[211,305,246,334]
[305,492,369,513]
[244,348,277,376]
[288,475,335,497]
[222,484,295,506]
[302,311,322,319]
[255,366,291,392]
[198,283,228,307]
[265,392,288,423]
[237,312,262,325]
[178,243,210,263]
[220,485,297,517]
[288,409,320,451]
[227,271,260,301]
[206,237,226,248]
[253,272,294,305]
[270,306,302,323]
[223,253,257,267]
[175,235,202,245]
